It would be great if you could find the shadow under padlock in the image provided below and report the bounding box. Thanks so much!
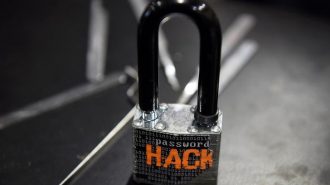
[126,175,147,185]
[131,0,223,184]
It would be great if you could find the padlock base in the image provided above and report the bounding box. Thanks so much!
[132,104,222,185]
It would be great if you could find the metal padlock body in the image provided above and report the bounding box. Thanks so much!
[133,104,222,185]
[133,0,222,184]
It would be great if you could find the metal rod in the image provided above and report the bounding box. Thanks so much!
[190,40,258,104]
[177,14,256,104]
[59,107,136,185]
[86,0,109,83]
[0,72,125,130]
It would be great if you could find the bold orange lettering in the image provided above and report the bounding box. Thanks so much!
[163,149,181,169]
[146,144,161,167]
[200,149,213,169]
[182,149,200,170]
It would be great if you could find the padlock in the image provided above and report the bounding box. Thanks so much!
[132,0,222,184]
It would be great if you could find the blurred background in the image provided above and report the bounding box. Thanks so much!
[0,0,329,184]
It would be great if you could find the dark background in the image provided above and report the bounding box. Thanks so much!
[0,0,330,184]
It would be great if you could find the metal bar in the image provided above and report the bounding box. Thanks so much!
[190,40,259,104]
[86,0,109,82]
[59,107,136,185]
[0,72,125,130]
[222,14,256,59]
[177,14,256,103]
[218,40,258,95]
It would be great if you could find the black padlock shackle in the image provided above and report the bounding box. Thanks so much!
[138,0,222,121]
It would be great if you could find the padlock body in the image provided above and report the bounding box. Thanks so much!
[132,104,222,185]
